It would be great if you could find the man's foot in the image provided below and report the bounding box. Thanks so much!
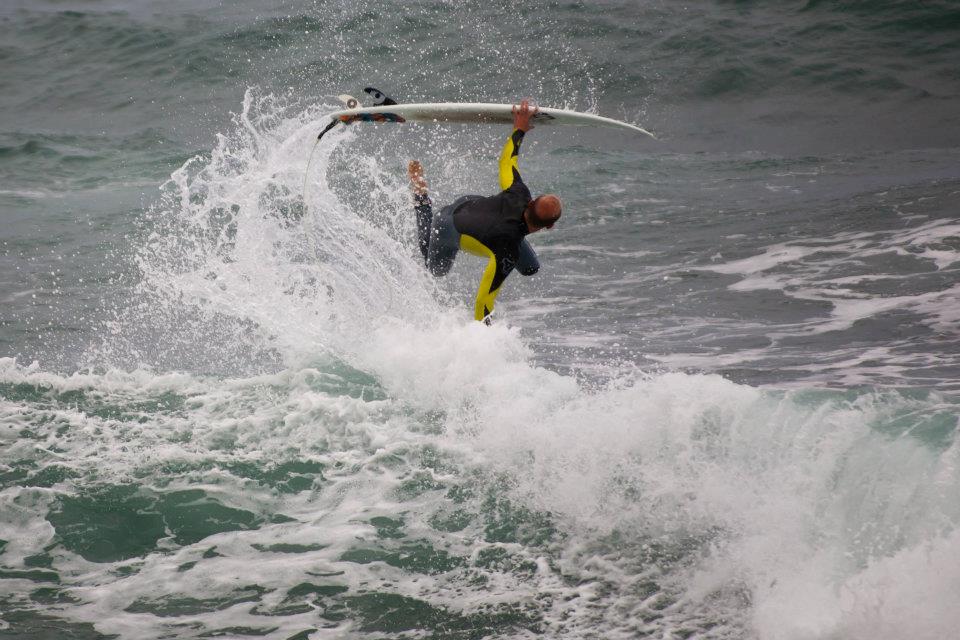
[408,160,428,196]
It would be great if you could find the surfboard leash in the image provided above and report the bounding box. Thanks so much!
[316,119,340,142]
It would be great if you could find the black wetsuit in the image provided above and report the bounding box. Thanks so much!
[414,128,539,321]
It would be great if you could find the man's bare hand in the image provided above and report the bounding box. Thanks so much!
[512,99,539,132]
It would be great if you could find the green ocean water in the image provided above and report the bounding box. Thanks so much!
[2,1,960,638]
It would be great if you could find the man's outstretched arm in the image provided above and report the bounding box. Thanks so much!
[498,99,538,191]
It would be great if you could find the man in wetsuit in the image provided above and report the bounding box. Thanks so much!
[408,99,562,323]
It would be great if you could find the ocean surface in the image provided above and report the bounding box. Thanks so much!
[2,1,960,638]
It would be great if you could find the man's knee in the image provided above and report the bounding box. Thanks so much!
[428,261,452,277]
[427,253,456,277]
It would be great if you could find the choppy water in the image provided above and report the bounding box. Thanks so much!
[2,1,960,638]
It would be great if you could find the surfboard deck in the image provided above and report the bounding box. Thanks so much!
[323,102,654,138]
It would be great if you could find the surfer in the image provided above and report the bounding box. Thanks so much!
[408,99,562,323]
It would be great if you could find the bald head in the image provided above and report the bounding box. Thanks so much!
[526,194,563,232]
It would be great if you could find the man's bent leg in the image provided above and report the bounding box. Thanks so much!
[426,204,460,276]
[414,194,433,264]
[408,161,432,264]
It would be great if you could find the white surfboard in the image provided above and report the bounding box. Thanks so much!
[322,102,655,139]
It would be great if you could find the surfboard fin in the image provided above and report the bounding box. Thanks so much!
[364,87,398,106]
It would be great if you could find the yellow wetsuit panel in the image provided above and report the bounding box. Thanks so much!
[459,234,501,321]
[498,128,525,191]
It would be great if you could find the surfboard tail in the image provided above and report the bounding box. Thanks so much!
[364,87,399,106]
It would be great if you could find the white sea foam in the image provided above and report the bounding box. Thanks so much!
[6,343,959,640]
[702,219,960,337]
[344,310,960,638]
